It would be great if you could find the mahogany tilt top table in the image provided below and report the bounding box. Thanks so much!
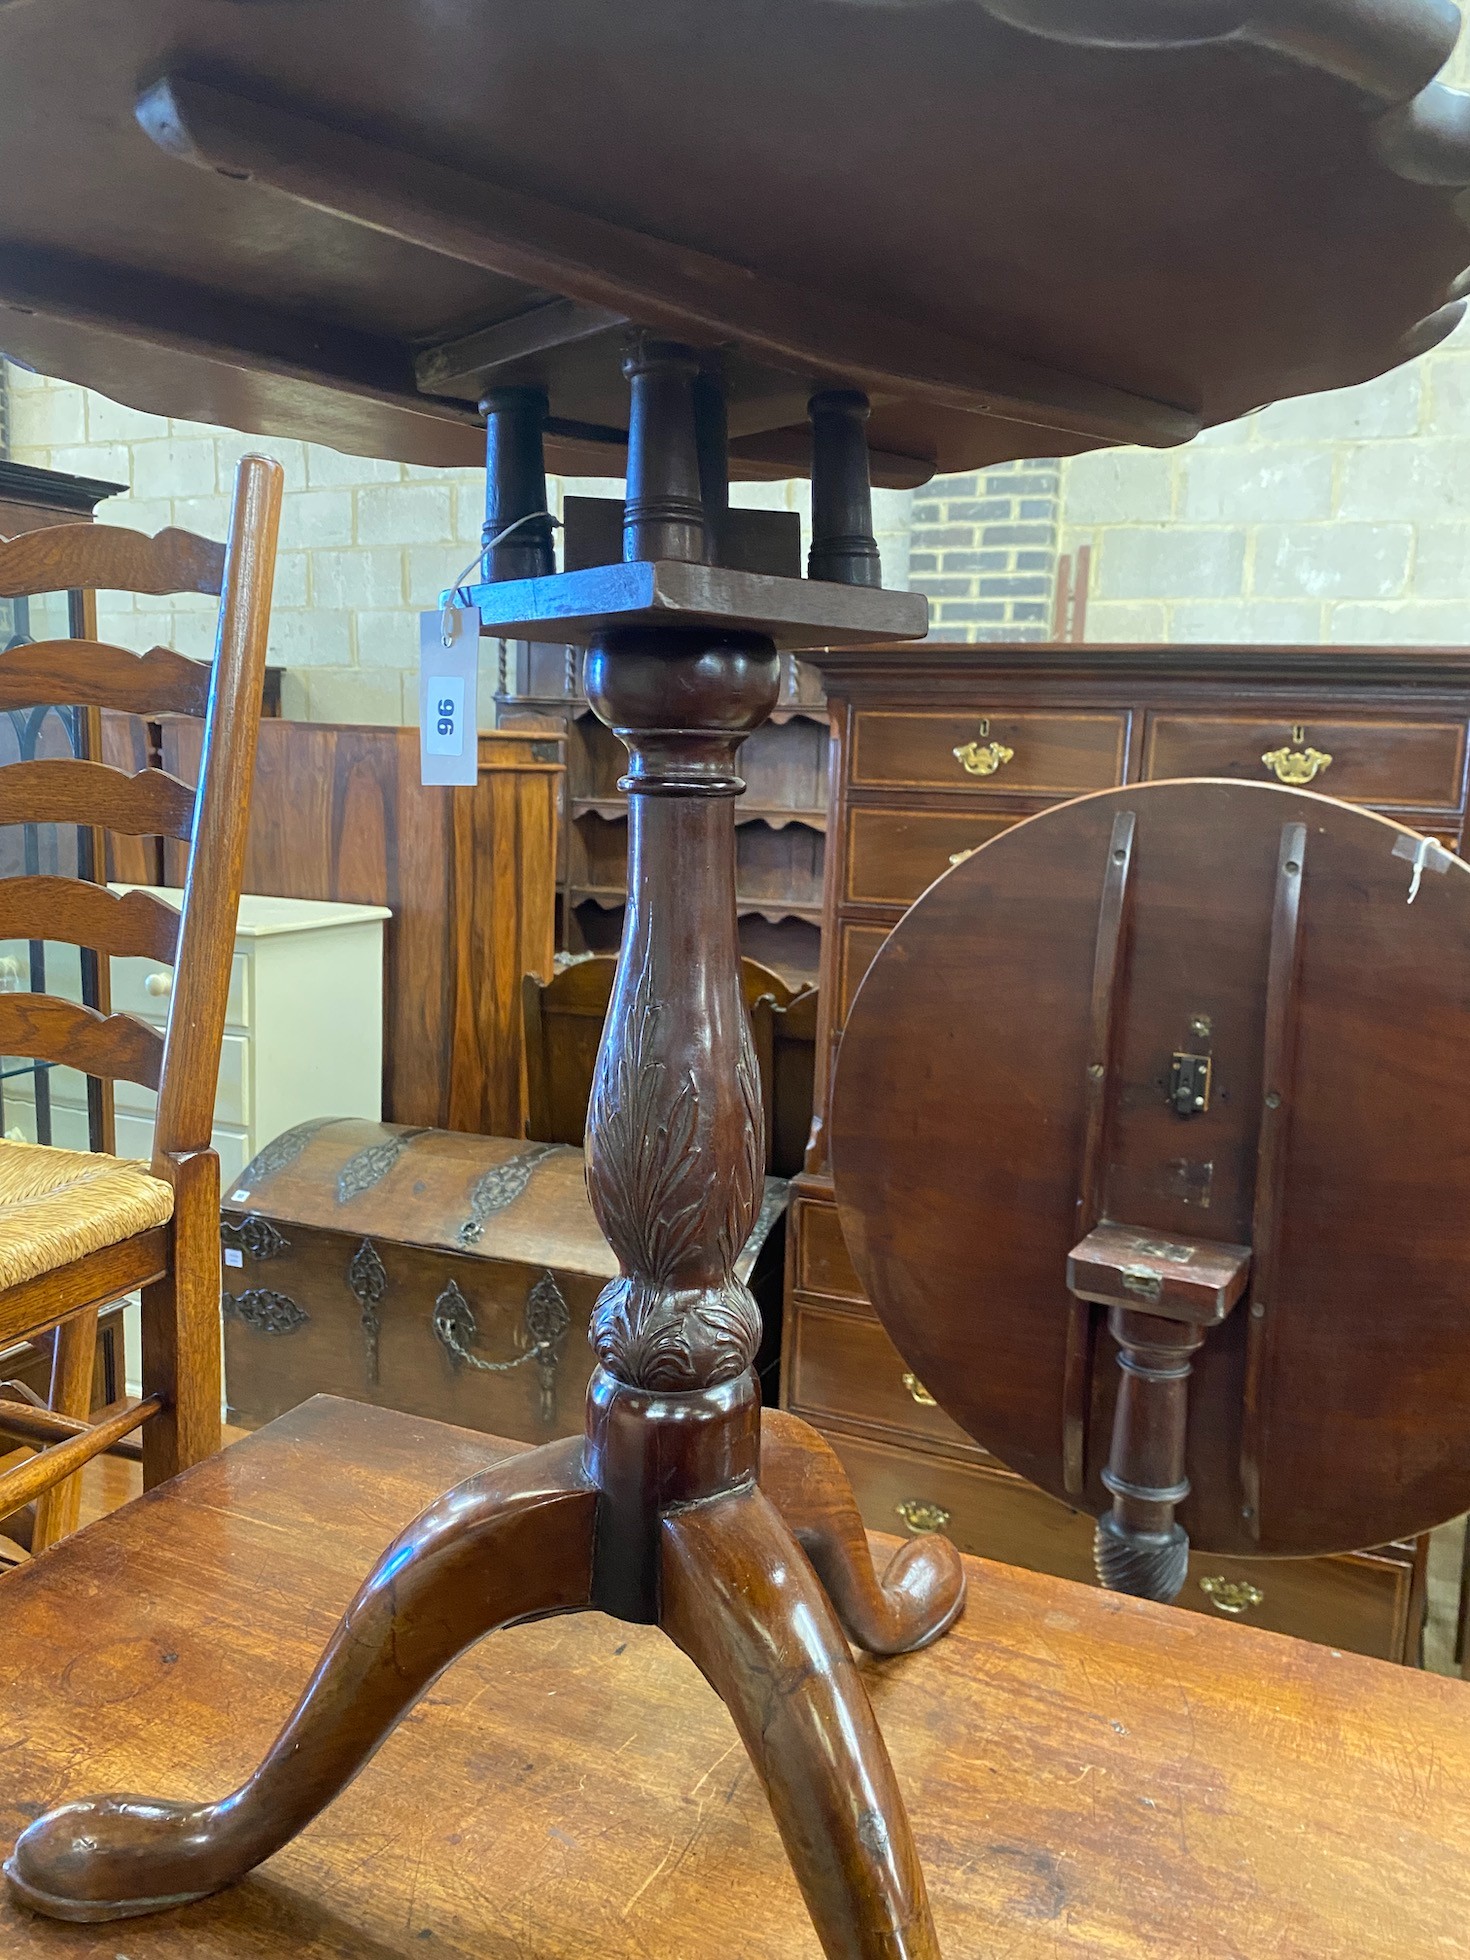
[3,4,1470,1955]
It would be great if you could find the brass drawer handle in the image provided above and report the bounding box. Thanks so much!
[901,1370,937,1405]
[954,739,1014,778]
[1198,1575,1264,1616]
[896,1498,951,1535]
[1262,725,1332,787]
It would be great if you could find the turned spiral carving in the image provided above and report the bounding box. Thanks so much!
[1093,1512,1190,1603]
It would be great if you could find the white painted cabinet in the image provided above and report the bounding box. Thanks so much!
[1,890,389,1182]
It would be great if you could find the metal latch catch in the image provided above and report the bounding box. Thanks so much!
[1169,1052,1212,1117]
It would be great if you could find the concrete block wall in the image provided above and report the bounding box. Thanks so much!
[908,459,1059,641]
[1059,21,1470,647]
[2,362,912,723]
[1059,325,1470,646]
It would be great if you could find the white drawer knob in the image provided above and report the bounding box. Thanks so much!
[0,956,20,987]
[145,971,173,998]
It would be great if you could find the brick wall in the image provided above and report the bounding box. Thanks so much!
[1060,325,1470,646]
[2,363,913,723]
[1059,22,1470,647]
[908,458,1059,641]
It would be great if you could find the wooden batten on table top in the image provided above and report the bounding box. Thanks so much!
[3,1395,1470,1959]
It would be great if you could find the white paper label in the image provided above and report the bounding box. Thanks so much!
[223,1247,244,1269]
[419,606,479,786]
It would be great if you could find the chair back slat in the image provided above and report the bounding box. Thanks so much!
[0,995,163,1092]
[0,641,211,718]
[0,879,179,963]
[0,524,225,601]
[0,759,195,841]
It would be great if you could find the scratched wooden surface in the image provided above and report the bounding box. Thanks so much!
[2,1394,1468,1958]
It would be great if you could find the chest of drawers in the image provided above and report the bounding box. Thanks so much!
[785,643,1470,1662]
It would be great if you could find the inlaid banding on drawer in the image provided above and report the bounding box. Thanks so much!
[836,920,894,1026]
[1144,714,1469,812]
[788,1301,983,1457]
[845,807,1025,906]
[851,709,1129,794]
[794,1197,867,1303]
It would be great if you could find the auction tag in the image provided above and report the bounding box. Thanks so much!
[418,606,479,786]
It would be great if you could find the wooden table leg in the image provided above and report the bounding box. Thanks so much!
[5,1436,596,1922]
[761,1408,965,1656]
[8,341,956,1958]
[664,1482,941,1960]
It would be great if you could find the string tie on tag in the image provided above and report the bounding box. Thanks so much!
[439,513,564,645]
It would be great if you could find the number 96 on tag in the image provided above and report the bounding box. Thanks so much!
[425,676,466,757]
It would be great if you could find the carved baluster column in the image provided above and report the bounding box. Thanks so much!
[584,625,776,1397]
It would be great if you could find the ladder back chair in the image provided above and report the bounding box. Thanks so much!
[0,454,283,1554]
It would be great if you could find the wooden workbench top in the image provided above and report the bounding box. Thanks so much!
[1,1395,1465,1957]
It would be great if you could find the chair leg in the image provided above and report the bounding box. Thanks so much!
[662,1483,942,1960]
[6,1436,597,1923]
[141,1151,221,1490]
[31,1308,98,1551]
[760,1409,966,1657]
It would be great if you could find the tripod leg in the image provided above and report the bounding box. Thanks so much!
[663,1483,941,1960]
[6,1436,596,1924]
[761,1410,965,1656]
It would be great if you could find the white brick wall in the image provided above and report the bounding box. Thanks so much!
[3,365,910,720]
[1062,22,1470,648]
[1062,317,1470,645]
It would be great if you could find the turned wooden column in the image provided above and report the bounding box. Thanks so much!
[622,337,712,565]
[582,338,777,1398]
[583,626,778,1389]
[1093,1305,1202,1601]
[808,389,881,587]
[480,385,556,579]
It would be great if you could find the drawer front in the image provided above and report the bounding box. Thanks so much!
[844,808,1026,907]
[787,1301,979,1456]
[111,951,251,1031]
[793,1195,867,1304]
[114,1031,248,1126]
[851,709,1129,795]
[823,1429,1417,1662]
[1144,713,1468,812]
[836,921,894,1027]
